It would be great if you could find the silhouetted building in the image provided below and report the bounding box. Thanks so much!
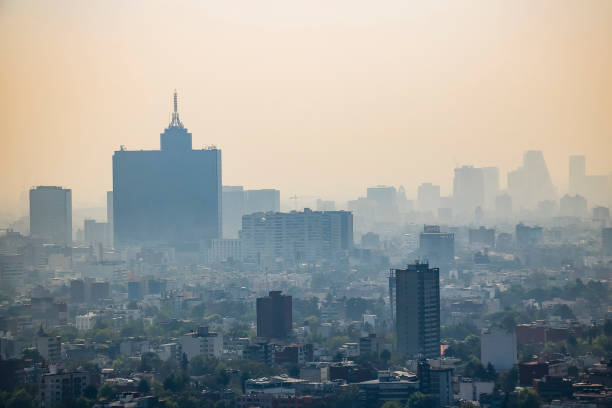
[367,186,399,222]
[453,166,484,215]
[482,166,500,210]
[222,186,246,239]
[419,225,454,274]
[83,219,111,248]
[469,227,495,248]
[112,92,221,247]
[593,206,610,224]
[257,291,292,339]
[508,151,556,209]
[241,209,353,264]
[391,262,440,358]
[515,223,542,248]
[245,189,280,214]
[29,186,72,245]
[569,155,610,207]
[560,194,588,218]
[417,183,440,213]
[495,193,513,219]
[603,228,612,256]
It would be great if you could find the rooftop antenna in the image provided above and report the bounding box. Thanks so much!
[169,89,184,128]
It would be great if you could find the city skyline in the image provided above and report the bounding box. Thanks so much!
[2,0,612,215]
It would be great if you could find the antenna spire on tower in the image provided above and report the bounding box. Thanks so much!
[169,89,184,128]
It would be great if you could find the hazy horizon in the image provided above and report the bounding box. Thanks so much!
[1,0,612,216]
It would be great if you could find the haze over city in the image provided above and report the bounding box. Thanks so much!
[1,0,612,216]
[1,2,612,408]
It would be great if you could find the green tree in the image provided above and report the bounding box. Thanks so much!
[138,379,150,394]
[517,388,541,408]
[406,392,435,408]
[98,383,116,401]
[82,385,98,400]
[6,389,36,408]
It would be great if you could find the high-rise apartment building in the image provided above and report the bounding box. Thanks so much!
[112,92,221,247]
[391,262,440,358]
[419,225,454,274]
[256,291,292,339]
[29,186,72,245]
[241,209,353,264]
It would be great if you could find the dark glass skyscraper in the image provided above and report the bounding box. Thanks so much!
[112,92,221,248]
[256,291,292,339]
[391,262,440,358]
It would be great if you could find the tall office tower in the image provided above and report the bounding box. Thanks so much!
[602,228,612,256]
[241,209,353,265]
[256,291,292,339]
[245,189,280,214]
[507,150,556,210]
[112,92,221,247]
[569,155,586,195]
[106,191,113,248]
[419,225,454,274]
[222,186,246,239]
[495,193,513,219]
[453,166,484,215]
[417,183,441,213]
[560,194,588,218]
[397,185,413,213]
[367,185,399,222]
[29,186,72,245]
[482,167,500,210]
[391,262,440,358]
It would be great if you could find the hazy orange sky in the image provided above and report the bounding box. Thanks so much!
[1,0,611,217]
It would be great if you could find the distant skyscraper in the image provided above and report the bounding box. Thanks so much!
[419,225,454,274]
[602,228,612,256]
[560,194,588,218]
[367,185,399,222]
[495,193,513,219]
[222,186,246,239]
[245,189,280,214]
[569,155,586,195]
[112,92,221,247]
[106,191,114,248]
[593,206,609,224]
[453,166,484,216]
[507,151,556,210]
[568,155,609,207]
[391,262,440,358]
[256,291,292,339]
[482,166,500,210]
[316,199,336,211]
[417,183,441,213]
[29,186,72,245]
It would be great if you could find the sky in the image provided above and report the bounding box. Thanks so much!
[1,0,611,217]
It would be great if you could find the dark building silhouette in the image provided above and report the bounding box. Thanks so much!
[515,223,543,248]
[391,262,440,358]
[29,186,72,245]
[603,228,612,256]
[256,291,292,339]
[112,91,221,247]
[419,225,454,274]
[468,227,495,248]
